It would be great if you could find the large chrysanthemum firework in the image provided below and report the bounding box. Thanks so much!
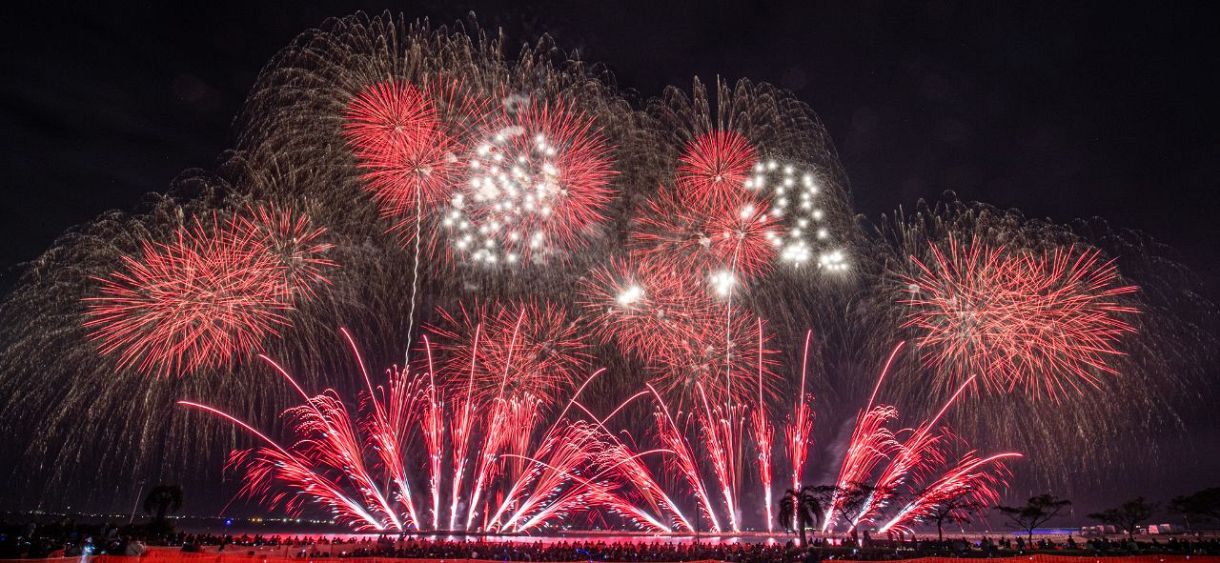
[900,236,1139,398]
[84,218,288,377]
[83,206,334,377]
[441,100,616,265]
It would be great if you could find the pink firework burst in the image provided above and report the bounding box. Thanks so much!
[901,236,1140,399]
[631,186,778,282]
[427,300,589,403]
[84,216,291,377]
[441,100,616,265]
[675,130,757,205]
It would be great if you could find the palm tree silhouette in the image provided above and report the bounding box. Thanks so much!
[143,484,183,532]
[778,485,832,546]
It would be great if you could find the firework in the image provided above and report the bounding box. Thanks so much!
[743,159,849,272]
[441,100,617,265]
[784,331,816,491]
[427,300,588,403]
[182,329,610,533]
[877,451,1020,534]
[4,11,1196,527]
[579,257,715,363]
[676,130,757,205]
[231,203,337,300]
[632,186,778,282]
[343,81,458,242]
[751,320,775,532]
[84,217,285,377]
[901,235,1139,399]
[647,306,777,406]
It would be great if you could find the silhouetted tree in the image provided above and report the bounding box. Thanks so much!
[1170,487,1220,530]
[779,485,833,546]
[143,483,183,535]
[919,492,984,542]
[1088,497,1156,539]
[995,493,1071,542]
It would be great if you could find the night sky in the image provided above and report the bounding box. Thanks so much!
[1,1,1217,514]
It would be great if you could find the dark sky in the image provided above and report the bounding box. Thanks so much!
[4,2,1220,290]
[1,1,1217,514]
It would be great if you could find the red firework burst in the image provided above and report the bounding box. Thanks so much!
[579,257,777,402]
[647,304,778,405]
[426,300,589,403]
[900,236,1140,399]
[343,80,484,244]
[442,100,616,264]
[230,203,336,300]
[84,216,291,377]
[631,185,778,282]
[578,257,716,363]
[675,130,757,204]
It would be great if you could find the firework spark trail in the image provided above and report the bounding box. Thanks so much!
[489,422,600,532]
[420,336,444,530]
[571,392,692,533]
[696,383,742,533]
[446,324,480,531]
[902,236,1139,399]
[822,342,905,532]
[877,452,1022,534]
[464,311,526,530]
[288,330,406,530]
[182,323,620,534]
[195,341,407,531]
[369,365,425,528]
[647,384,722,533]
[851,376,978,529]
[785,330,815,492]
[486,367,611,532]
[178,401,386,531]
[751,319,775,532]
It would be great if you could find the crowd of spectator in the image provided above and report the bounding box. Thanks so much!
[2,519,1219,561]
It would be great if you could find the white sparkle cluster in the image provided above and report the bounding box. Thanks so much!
[443,127,562,265]
[743,159,848,272]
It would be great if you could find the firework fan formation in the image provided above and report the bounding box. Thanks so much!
[0,12,1206,529]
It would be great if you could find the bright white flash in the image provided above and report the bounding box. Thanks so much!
[709,270,737,298]
[616,285,645,307]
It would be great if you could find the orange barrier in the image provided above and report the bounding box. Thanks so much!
[78,554,1220,563]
